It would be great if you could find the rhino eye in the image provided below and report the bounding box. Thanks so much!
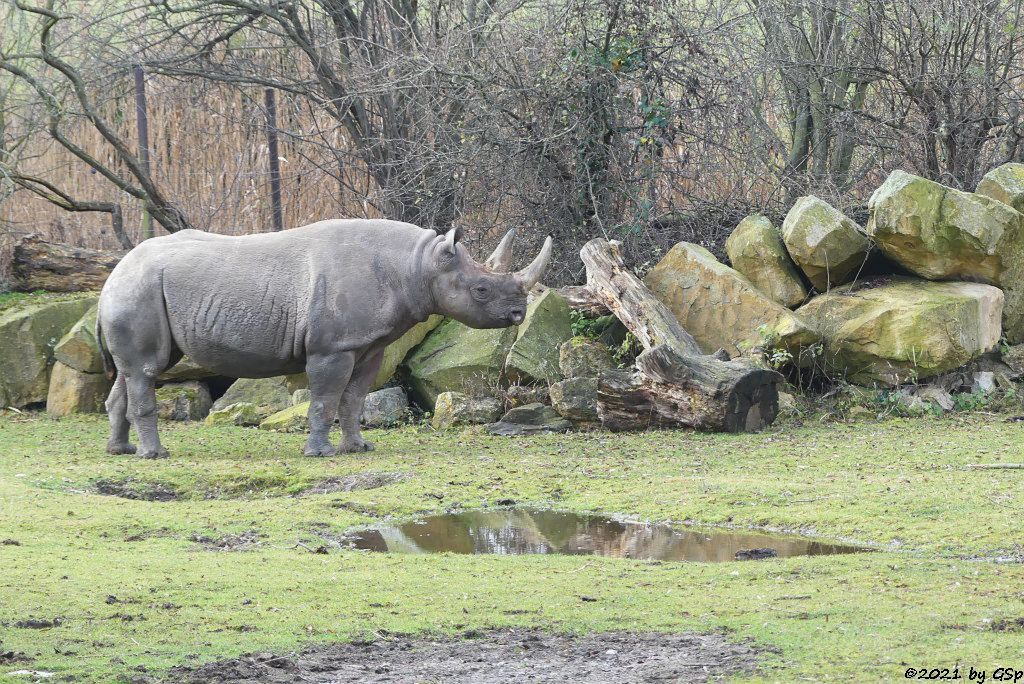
[471,285,490,299]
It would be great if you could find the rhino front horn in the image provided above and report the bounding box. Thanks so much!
[484,229,516,272]
[516,236,553,289]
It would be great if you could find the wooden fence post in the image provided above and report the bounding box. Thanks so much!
[264,88,284,232]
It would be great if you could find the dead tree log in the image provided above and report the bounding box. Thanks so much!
[573,238,781,432]
[13,235,124,292]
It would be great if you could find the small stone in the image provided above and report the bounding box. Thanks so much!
[204,402,262,427]
[155,381,212,421]
[362,387,409,427]
[972,371,997,394]
[291,389,311,405]
[431,392,502,429]
[158,357,218,382]
[259,402,310,432]
[911,386,954,412]
[559,337,615,378]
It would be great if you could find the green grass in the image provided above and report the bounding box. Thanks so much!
[1,413,1023,681]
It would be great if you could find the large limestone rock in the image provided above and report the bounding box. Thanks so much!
[642,242,818,357]
[504,290,573,384]
[725,215,808,307]
[46,362,111,416]
[156,381,213,421]
[867,170,1024,341]
[53,305,103,373]
[797,278,1003,386]
[373,315,443,390]
[559,337,615,378]
[977,162,1024,213]
[0,295,96,408]
[211,377,291,415]
[782,196,870,291]
[276,315,444,396]
[159,356,219,382]
[405,319,517,407]
[431,391,502,429]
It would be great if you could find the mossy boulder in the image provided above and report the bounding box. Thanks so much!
[405,319,517,406]
[559,337,615,378]
[211,377,291,415]
[796,278,1003,386]
[362,387,409,427]
[430,391,502,429]
[726,214,808,307]
[46,362,111,416]
[643,242,818,357]
[155,381,212,421]
[204,402,262,427]
[0,294,96,408]
[487,403,572,435]
[504,290,573,384]
[977,162,1024,213]
[53,305,103,373]
[868,170,1024,342]
[259,402,310,432]
[782,196,870,291]
[373,315,443,390]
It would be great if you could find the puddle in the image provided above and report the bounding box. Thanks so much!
[344,508,863,562]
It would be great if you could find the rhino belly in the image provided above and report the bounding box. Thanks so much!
[164,287,307,378]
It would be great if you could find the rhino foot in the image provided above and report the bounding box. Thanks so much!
[138,447,170,459]
[304,441,337,457]
[340,438,374,453]
[106,441,137,456]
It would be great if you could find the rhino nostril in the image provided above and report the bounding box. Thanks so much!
[509,308,525,323]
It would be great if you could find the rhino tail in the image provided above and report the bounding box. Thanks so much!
[96,316,117,381]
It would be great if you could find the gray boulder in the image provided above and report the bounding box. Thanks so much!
[362,387,409,427]
[431,391,502,429]
[486,402,572,435]
[156,381,213,421]
[212,377,292,415]
[549,377,599,424]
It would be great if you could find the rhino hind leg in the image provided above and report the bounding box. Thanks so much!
[104,374,136,455]
[303,352,356,457]
[337,347,385,453]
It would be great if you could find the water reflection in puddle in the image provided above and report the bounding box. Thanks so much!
[344,508,863,562]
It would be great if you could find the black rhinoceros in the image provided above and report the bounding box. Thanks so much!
[96,220,551,458]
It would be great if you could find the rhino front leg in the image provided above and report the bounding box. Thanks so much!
[303,352,355,457]
[337,347,386,453]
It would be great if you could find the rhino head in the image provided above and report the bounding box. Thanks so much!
[428,227,553,329]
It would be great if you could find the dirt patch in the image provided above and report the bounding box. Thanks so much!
[166,628,760,683]
[13,617,62,629]
[0,651,31,664]
[94,478,179,502]
[189,529,264,552]
[301,472,409,495]
[991,617,1024,632]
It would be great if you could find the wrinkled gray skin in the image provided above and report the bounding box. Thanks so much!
[96,219,552,458]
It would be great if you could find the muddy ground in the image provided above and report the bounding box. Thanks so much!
[166,628,760,683]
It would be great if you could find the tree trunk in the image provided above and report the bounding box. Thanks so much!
[12,235,124,292]
[571,238,782,433]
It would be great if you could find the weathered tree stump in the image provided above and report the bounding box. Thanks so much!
[571,238,782,432]
[13,235,124,292]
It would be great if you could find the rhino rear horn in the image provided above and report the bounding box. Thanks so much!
[484,229,516,272]
[516,236,553,289]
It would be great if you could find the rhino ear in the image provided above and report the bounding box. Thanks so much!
[442,226,464,255]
